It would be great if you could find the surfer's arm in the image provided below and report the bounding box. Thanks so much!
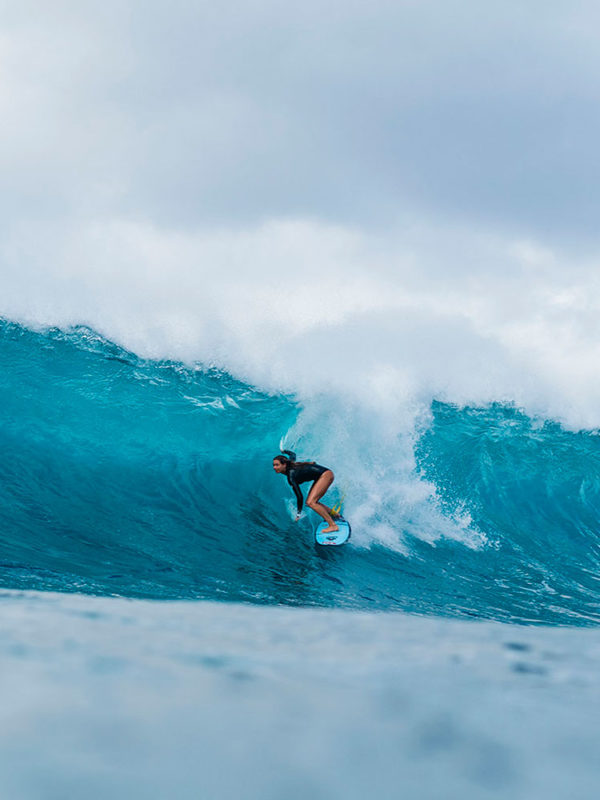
[288,473,304,515]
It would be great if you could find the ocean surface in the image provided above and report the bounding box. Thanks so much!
[1,318,600,798]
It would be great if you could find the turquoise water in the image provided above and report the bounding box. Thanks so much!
[2,319,599,625]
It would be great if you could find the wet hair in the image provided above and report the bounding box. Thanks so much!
[272,454,315,470]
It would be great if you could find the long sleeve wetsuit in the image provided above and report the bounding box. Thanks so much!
[286,463,329,514]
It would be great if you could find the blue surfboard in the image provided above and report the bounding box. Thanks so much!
[315,517,351,546]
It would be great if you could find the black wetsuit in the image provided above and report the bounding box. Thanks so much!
[286,463,330,514]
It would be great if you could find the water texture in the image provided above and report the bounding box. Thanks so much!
[1,589,600,800]
[1,319,599,625]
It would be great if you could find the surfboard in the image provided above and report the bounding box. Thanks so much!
[315,517,351,546]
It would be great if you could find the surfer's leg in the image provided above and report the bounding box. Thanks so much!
[306,471,338,532]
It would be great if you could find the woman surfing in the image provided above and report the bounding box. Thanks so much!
[272,450,339,533]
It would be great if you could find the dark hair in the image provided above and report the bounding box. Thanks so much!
[272,454,315,470]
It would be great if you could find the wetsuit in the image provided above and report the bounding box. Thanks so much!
[286,463,330,514]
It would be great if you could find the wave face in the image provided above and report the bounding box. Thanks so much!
[1,319,600,625]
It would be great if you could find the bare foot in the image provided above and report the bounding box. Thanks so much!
[321,524,339,533]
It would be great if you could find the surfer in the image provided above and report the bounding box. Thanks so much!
[272,450,339,533]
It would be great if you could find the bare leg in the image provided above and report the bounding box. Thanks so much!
[306,471,338,533]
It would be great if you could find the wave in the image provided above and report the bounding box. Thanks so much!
[1,319,599,625]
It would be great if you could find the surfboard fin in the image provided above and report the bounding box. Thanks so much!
[331,492,346,517]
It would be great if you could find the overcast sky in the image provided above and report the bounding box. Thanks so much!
[2,0,600,243]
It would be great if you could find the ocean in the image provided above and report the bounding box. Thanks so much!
[0,317,599,798]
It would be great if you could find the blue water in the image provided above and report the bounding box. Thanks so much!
[2,318,599,625]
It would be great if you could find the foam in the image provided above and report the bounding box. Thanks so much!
[2,216,599,426]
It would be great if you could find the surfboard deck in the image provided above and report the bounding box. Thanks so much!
[315,517,351,546]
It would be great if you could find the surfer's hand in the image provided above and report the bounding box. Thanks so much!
[295,513,301,522]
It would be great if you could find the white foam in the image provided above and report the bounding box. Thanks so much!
[3,216,600,426]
